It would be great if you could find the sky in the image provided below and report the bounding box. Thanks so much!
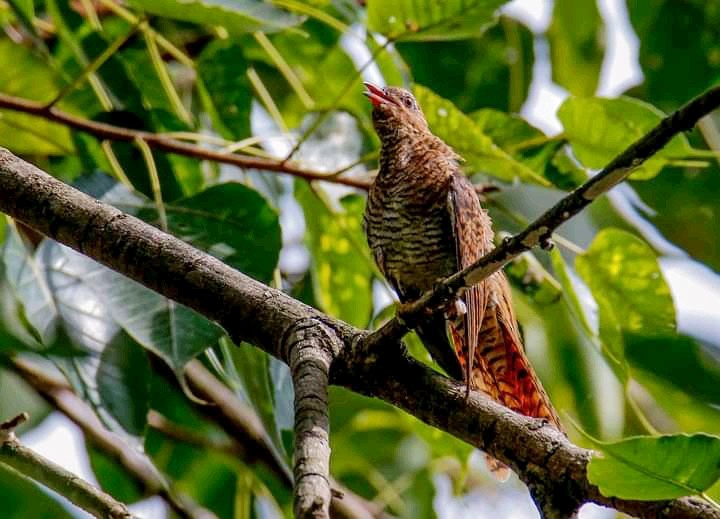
[20,1,720,518]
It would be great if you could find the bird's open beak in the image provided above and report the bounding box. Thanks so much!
[363,82,391,107]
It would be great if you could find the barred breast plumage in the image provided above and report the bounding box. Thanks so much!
[362,83,562,477]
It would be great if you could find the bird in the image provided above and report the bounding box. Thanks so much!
[362,83,562,476]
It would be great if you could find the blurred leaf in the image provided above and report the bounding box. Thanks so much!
[548,0,604,96]
[0,463,73,519]
[127,0,303,34]
[398,17,535,113]
[2,226,56,345]
[0,40,73,155]
[628,0,720,110]
[558,96,708,180]
[552,248,628,382]
[87,445,144,505]
[632,165,720,271]
[97,331,151,436]
[198,41,253,140]
[626,334,720,406]
[367,0,504,41]
[504,250,562,305]
[414,85,550,185]
[224,338,289,459]
[575,228,676,337]
[587,433,720,500]
[90,268,223,373]
[295,183,373,327]
[472,109,586,190]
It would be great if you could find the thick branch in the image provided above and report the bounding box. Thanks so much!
[282,320,340,519]
[0,147,717,518]
[0,92,371,190]
[0,413,134,518]
[368,84,720,345]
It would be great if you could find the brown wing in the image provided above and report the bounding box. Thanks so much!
[446,175,562,429]
[485,273,563,428]
[446,174,493,394]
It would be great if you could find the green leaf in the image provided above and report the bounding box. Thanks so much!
[552,248,627,381]
[0,40,73,155]
[575,228,676,337]
[367,0,505,41]
[197,41,253,140]
[0,464,74,519]
[89,268,224,372]
[127,0,303,34]
[587,433,720,500]
[548,0,604,96]
[295,183,373,327]
[150,182,282,284]
[628,0,720,110]
[97,331,151,436]
[397,17,535,113]
[223,338,290,461]
[504,250,562,305]
[471,108,586,190]
[558,96,706,180]
[2,227,56,345]
[414,86,550,185]
[626,334,720,406]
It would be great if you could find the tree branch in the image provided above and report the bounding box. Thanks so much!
[0,412,134,519]
[0,92,371,190]
[0,78,718,519]
[5,357,214,519]
[282,319,339,519]
[367,84,720,347]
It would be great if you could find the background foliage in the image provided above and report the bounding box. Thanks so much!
[0,0,719,517]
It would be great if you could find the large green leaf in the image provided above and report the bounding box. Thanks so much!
[147,182,282,283]
[221,338,290,462]
[588,433,720,500]
[397,17,535,113]
[127,0,303,34]
[575,229,676,338]
[625,334,720,406]
[0,40,73,155]
[73,174,281,372]
[295,183,373,327]
[414,86,550,185]
[96,331,151,436]
[558,96,708,179]
[548,0,604,96]
[197,41,253,140]
[628,0,720,110]
[367,0,505,41]
[472,108,586,190]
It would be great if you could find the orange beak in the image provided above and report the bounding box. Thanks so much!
[363,82,391,107]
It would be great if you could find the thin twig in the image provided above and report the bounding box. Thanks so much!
[0,413,134,519]
[5,358,212,519]
[0,92,372,189]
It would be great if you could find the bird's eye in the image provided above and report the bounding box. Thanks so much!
[403,97,414,109]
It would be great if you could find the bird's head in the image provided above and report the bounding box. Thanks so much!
[363,83,428,141]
